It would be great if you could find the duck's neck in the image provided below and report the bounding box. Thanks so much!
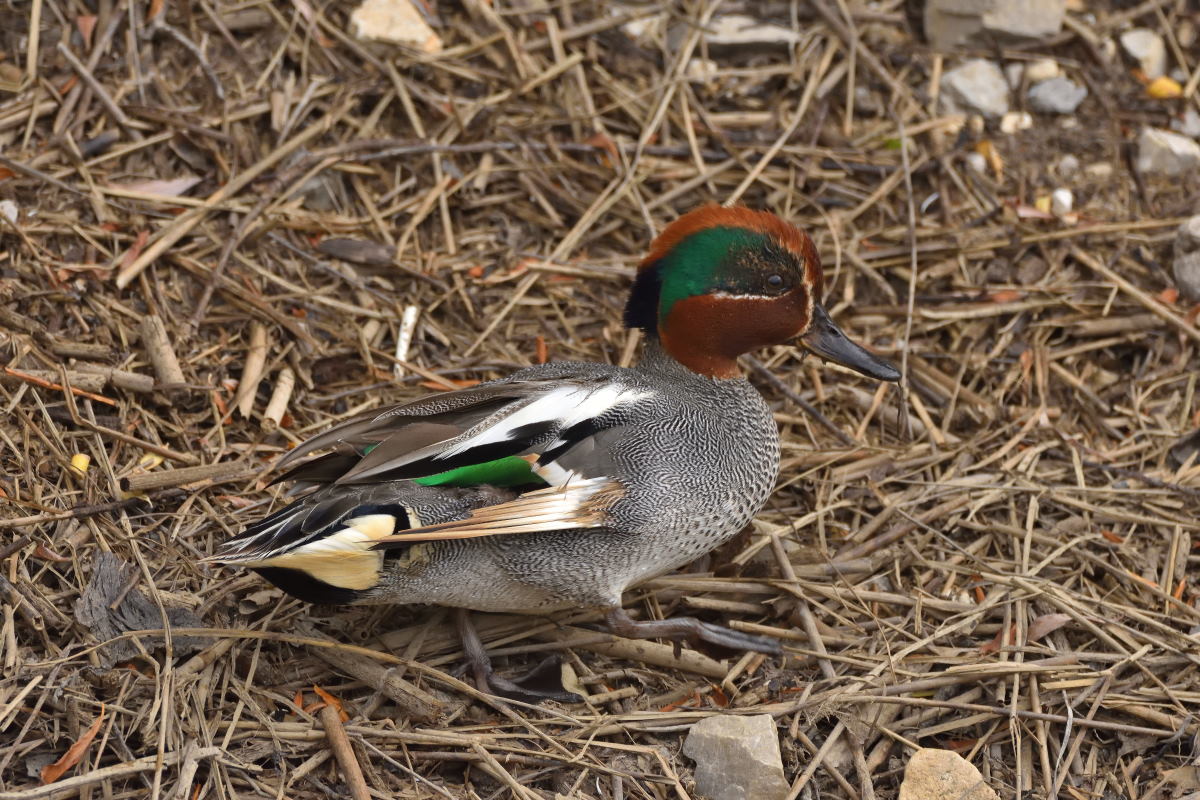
[636,335,743,382]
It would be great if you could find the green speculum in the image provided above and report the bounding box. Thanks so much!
[411,456,547,488]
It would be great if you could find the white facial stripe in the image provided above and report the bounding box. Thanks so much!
[709,291,777,301]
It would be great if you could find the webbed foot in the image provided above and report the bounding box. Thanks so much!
[455,610,582,704]
[604,607,782,656]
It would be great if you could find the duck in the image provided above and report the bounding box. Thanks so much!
[211,204,900,701]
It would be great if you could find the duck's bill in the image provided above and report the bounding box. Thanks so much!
[801,304,901,382]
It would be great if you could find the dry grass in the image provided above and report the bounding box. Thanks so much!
[2,1,1200,798]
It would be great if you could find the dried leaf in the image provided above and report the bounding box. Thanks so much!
[41,706,104,784]
[111,176,201,197]
[586,131,620,163]
[76,15,97,47]
[118,230,150,272]
[316,237,396,267]
[312,685,349,722]
[1027,613,1071,643]
[32,543,70,562]
[980,622,1016,654]
[1015,205,1054,221]
[975,140,1003,180]
[1146,76,1183,99]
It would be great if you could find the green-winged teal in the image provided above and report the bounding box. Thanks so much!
[212,205,900,700]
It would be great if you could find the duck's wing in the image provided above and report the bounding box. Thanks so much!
[273,371,652,488]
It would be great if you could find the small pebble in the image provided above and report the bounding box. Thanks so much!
[941,59,1011,118]
[1025,58,1060,83]
[1085,162,1114,179]
[0,199,16,226]
[999,111,1033,134]
[1027,77,1088,114]
[686,58,718,83]
[1172,108,1200,139]
[1136,127,1200,176]
[1051,188,1073,216]
[965,152,988,174]
[1120,28,1167,79]
[1056,155,1080,176]
[1174,216,1200,302]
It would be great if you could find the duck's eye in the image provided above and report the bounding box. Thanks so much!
[767,274,785,290]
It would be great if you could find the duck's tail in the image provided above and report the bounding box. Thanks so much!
[206,491,414,603]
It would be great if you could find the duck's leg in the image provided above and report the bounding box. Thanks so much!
[454,609,582,703]
[605,607,782,656]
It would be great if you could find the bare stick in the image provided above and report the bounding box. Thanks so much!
[234,323,268,418]
[261,367,295,432]
[140,314,186,388]
[317,704,371,800]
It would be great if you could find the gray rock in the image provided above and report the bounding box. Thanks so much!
[1056,154,1080,176]
[683,715,788,800]
[1174,216,1200,302]
[1172,108,1200,139]
[899,748,1000,800]
[1120,28,1167,79]
[350,0,442,53]
[1136,127,1200,176]
[941,59,1010,118]
[1027,77,1088,113]
[925,0,1065,51]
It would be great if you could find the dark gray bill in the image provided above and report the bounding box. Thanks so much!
[801,304,900,382]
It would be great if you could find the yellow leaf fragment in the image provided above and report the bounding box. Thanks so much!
[1147,76,1183,99]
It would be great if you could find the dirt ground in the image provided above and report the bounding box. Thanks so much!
[2,1,1200,798]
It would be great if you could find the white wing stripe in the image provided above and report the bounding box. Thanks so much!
[436,384,649,460]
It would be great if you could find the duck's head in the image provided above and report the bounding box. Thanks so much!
[625,205,900,382]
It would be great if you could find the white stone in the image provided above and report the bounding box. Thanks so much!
[686,57,719,83]
[999,110,1033,134]
[1174,216,1200,302]
[702,14,801,47]
[925,0,1066,51]
[1136,127,1200,176]
[0,199,16,226]
[1085,162,1114,179]
[899,748,1000,800]
[682,715,788,800]
[1025,58,1060,83]
[622,13,666,41]
[1172,108,1200,139]
[966,152,988,174]
[1057,154,1080,175]
[1027,77,1088,113]
[941,59,1010,118]
[350,0,442,53]
[1051,188,1073,216]
[1120,28,1167,79]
